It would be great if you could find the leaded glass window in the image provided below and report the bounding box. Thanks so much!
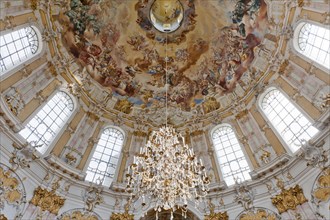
[85,127,124,186]
[212,125,251,186]
[19,91,74,154]
[297,23,330,69]
[261,88,318,153]
[0,26,40,75]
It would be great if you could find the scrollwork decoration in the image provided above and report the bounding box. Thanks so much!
[59,209,101,220]
[271,185,308,214]
[0,164,26,219]
[236,207,280,220]
[30,186,65,215]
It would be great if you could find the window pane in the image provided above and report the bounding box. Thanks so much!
[85,127,124,187]
[212,125,251,186]
[0,26,40,74]
[19,91,74,153]
[298,23,330,69]
[261,88,318,152]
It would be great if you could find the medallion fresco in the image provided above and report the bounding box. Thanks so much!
[56,0,268,115]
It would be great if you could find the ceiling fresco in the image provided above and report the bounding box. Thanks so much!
[55,0,268,124]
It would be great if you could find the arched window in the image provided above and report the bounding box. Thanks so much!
[85,127,124,186]
[19,91,74,154]
[212,125,251,186]
[296,22,330,69]
[260,88,318,153]
[0,26,41,75]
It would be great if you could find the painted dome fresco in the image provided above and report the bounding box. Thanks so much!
[53,0,270,125]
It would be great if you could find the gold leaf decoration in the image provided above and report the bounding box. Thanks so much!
[271,185,307,214]
[202,97,220,114]
[0,167,22,205]
[110,212,134,220]
[133,130,147,137]
[114,99,133,114]
[190,130,203,137]
[278,59,289,74]
[313,168,330,202]
[30,0,38,10]
[60,210,99,220]
[30,186,65,214]
[239,209,278,220]
[204,211,229,220]
[0,214,8,220]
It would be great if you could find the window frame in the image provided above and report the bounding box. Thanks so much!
[18,89,77,155]
[258,86,319,154]
[0,23,44,80]
[84,125,126,187]
[210,123,252,187]
[292,20,330,73]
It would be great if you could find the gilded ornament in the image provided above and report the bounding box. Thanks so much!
[204,211,229,220]
[5,189,21,203]
[278,60,289,74]
[30,0,38,10]
[235,110,248,120]
[239,209,278,220]
[83,186,103,212]
[297,0,304,7]
[205,199,228,220]
[133,130,147,137]
[0,164,26,218]
[5,88,24,116]
[65,153,77,165]
[312,168,330,202]
[0,214,8,220]
[321,93,330,109]
[0,167,23,205]
[271,185,308,214]
[30,186,65,214]
[190,129,203,137]
[60,210,99,220]
[110,212,134,220]
[110,200,133,220]
[114,99,133,114]
[260,149,271,164]
[202,97,220,114]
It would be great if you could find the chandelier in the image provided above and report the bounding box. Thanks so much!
[125,126,210,219]
[126,2,209,218]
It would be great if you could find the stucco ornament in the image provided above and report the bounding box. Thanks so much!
[234,180,254,211]
[271,185,308,214]
[299,140,328,169]
[83,185,104,212]
[30,186,65,215]
[236,208,280,220]
[0,164,26,220]
[4,87,24,116]
[110,199,134,220]
[9,142,40,171]
[59,208,101,220]
[311,168,330,219]
[204,199,228,220]
[312,168,330,202]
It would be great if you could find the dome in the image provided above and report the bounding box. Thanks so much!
[0,0,329,219]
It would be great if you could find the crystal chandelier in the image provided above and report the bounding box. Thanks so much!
[125,126,210,219]
[126,4,209,217]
